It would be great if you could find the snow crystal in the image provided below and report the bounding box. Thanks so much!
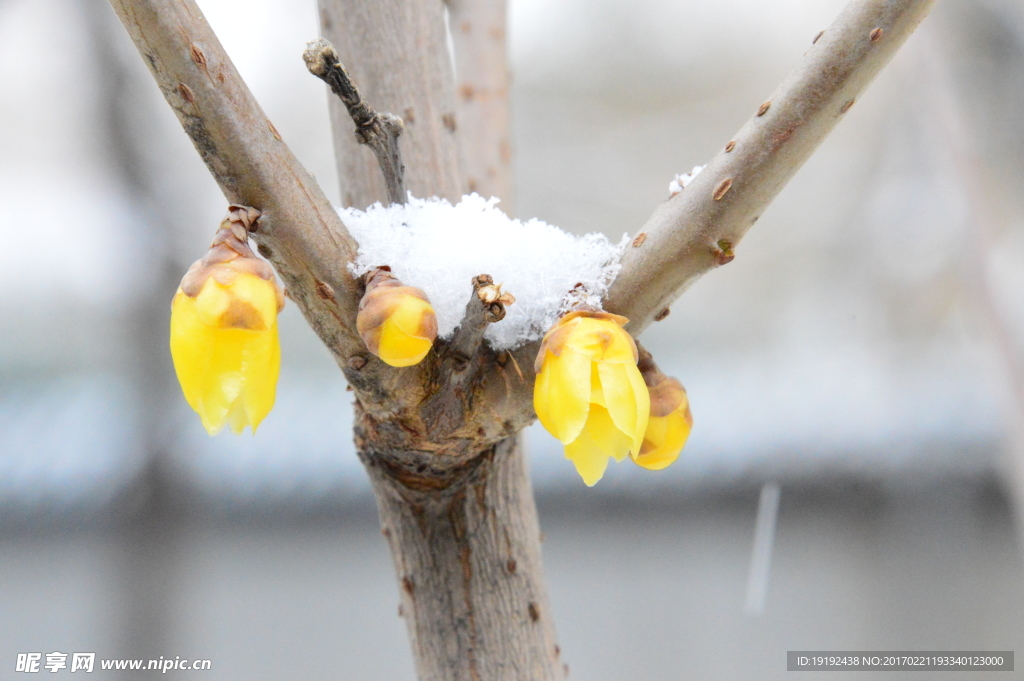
[669,165,705,196]
[340,195,628,351]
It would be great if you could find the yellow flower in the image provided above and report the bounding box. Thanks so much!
[170,206,284,435]
[634,376,692,470]
[534,311,650,486]
[357,267,437,367]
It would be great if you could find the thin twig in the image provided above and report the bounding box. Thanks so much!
[421,275,514,437]
[318,0,463,209]
[107,0,366,364]
[304,38,407,205]
[605,0,938,336]
[448,274,514,361]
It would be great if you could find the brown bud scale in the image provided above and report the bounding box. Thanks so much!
[178,206,284,312]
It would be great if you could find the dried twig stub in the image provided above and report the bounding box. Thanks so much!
[304,38,407,205]
[449,274,514,360]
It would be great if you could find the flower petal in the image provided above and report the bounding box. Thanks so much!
[378,318,433,367]
[195,274,277,330]
[634,409,692,470]
[565,318,636,363]
[388,294,435,339]
[597,361,650,457]
[534,348,591,444]
[564,405,633,485]
[225,395,250,435]
[241,324,281,432]
[625,359,651,456]
[170,291,215,412]
[198,330,246,435]
[231,273,279,328]
[194,277,232,327]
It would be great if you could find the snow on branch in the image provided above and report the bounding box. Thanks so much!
[605,0,938,336]
[340,195,626,351]
[107,0,366,362]
[304,39,407,206]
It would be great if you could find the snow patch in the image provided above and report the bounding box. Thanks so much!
[669,165,705,196]
[341,194,628,351]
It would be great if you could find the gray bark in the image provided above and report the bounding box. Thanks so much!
[361,434,563,681]
[446,0,515,212]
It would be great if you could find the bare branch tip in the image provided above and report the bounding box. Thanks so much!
[474,274,514,322]
[379,112,406,137]
[302,38,337,77]
[301,39,405,204]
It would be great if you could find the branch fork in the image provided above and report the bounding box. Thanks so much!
[419,275,514,438]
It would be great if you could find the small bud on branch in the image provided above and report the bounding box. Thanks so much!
[357,267,438,367]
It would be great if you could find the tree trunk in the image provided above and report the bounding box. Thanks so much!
[360,432,564,680]
[316,3,561,676]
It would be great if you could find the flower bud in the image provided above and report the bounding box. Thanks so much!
[170,206,284,435]
[634,375,692,470]
[631,348,692,470]
[534,310,650,486]
[356,267,438,367]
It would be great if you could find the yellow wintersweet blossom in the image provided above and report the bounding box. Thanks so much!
[634,374,692,471]
[170,206,284,435]
[357,267,438,367]
[534,310,650,486]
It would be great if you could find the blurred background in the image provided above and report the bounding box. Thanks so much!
[2,0,1024,678]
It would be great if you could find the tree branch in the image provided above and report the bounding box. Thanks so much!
[318,0,464,208]
[106,0,366,364]
[421,276,515,438]
[449,275,514,361]
[304,39,407,205]
[445,0,515,212]
[605,0,938,335]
